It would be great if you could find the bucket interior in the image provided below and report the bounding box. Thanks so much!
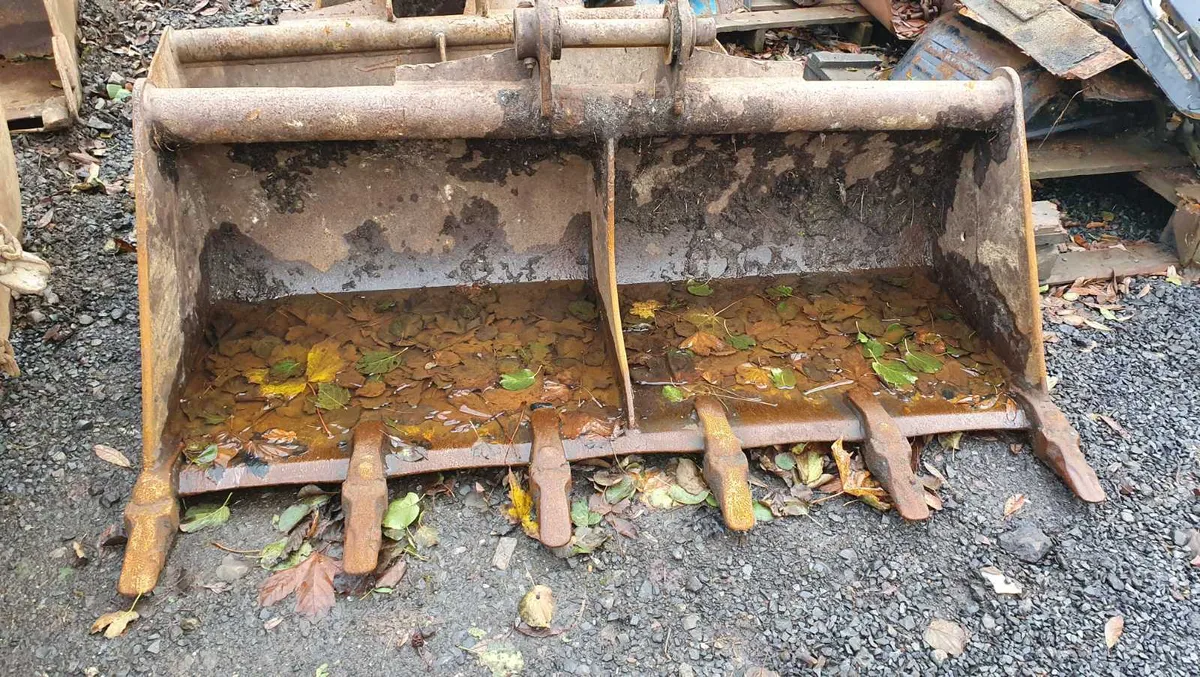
[0,0,75,129]
[141,122,1042,495]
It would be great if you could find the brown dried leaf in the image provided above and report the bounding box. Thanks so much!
[93,444,132,469]
[1003,493,1027,519]
[679,331,734,357]
[831,439,888,502]
[91,610,139,639]
[258,551,340,619]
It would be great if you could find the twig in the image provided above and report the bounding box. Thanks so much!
[803,379,854,396]
[210,541,262,556]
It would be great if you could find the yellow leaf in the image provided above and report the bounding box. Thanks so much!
[679,331,734,357]
[518,585,555,629]
[260,379,308,399]
[306,340,345,384]
[629,299,662,320]
[245,368,269,385]
[505,470,538,539]
[831,439,889,505]
[91,610,139,639]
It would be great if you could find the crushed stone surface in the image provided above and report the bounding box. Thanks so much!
[1,1,1198,675]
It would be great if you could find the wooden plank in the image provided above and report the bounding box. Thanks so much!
[1038,242,1178,285]
[748,0,801,10]
[1134,166,1200,206]
[715,3,871,32]
[1028,132,1190,180]
[1032,200,1068,246]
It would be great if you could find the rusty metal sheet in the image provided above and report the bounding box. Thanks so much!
[891,13,1061,120]
[958,0,1130,79]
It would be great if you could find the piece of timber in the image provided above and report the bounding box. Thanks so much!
[1028,132,1190,180]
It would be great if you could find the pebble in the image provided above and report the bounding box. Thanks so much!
[77,314,94,326]
[999,525,1053,563]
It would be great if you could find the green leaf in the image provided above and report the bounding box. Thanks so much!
[728,334,756,351]
[567,300,598,321]
[752,501,774,522]
[774,451,796,471]
[686,282,714,297]
[270,358,303,379]
[268,542,313,572]
[500,368,536,391]
[604,476,636,504]
[179,503,230,533]
[356,350,403,375]
[276,495,329,533]
[662,385,687,403]
[858,332,884,359]
[872,360,918,388]
[769,367,797,389]
[277,503,313,533]
[106,83,131,102]
[903,349,943,374]
[314,382,350,410]
[570,500,602,527]
[382,492,421,531]
[704,493,718,508]
[258,538,290,569]
[765,284,793,300]
[797,448,825,486]
[194,444,218,465]
[668,485,709,505]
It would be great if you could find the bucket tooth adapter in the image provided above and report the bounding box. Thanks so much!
[120,0,1104,595]
[0,0,81,131]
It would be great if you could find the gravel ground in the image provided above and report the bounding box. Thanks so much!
[2,2,1199,676]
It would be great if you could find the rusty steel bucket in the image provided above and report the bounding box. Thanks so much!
[119,0,1105,595]
[0,0,80,131]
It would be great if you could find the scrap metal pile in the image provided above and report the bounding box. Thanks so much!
[2,0,1194,599]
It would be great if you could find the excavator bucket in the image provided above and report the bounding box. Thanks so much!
[120,0,1105,595]
[0,0,80,131]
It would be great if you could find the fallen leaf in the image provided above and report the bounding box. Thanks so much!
[570,500,603,527]
[938,432,963,451]
[1104,615,1124,649]
[357,350,404,375]
[314,382,350,410]
[675,458,707,495]
[686,281,714,297]
[735,363,773,389]
[662,385,687,403]
[306,340,344,383]
[474,644,524,677]
[518,584,555,628]
[500,368,536,391]
[872,360,917,389]
[629,299,662,320]
[831,439,889,505]
[179,502,230,533]
[903,348,943,374]
[727,333,756,350]
[1084,319,1112,332]
[1165,265,1183,286]
[258,551,340,619]
[1003,494,1027,518]
[753,501,774,522]
[858,332,884,358]
[979,566,1022,595]
[90,610,139,639]
[567,300,598,321]
[382,492,421,533]
[1097,414,1131,440]
[679,331,733,357]
[413,525,439,549]
[924,617,968,656]
[668,484,708,505]
[769,367,797,389]
[797,447,825,486]
[765,284,793,299]
[93,444,132,469]
[505,471,538,539]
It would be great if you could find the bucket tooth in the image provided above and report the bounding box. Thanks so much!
[342,421,389,575]
[845,387,930,521]
[694,396,755,532]
[118,461,181,596]
[529,406,573,548]
[1012,386,1106,503]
